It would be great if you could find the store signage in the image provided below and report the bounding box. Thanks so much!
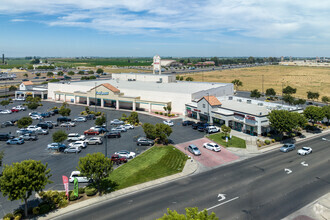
[234,113,245,118]
[245,115,256,121]
[95,91,109,95]
[193,109,201,112]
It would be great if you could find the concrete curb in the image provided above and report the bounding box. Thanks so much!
[39,159,198,220]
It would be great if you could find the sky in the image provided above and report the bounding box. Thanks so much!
[0,0,330,57]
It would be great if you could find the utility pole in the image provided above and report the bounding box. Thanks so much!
[207,93,209,123]
[104,113,108,157]
[281,81,284,105]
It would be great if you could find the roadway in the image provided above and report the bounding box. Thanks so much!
[56,133,330,220]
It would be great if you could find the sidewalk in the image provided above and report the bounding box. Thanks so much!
[40,159,198,220]
[283,192,330,220]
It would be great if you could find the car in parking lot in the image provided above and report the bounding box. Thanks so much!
[0,133,14,141]
[19,133,38,141]
[85,114,96,120]
[45,121,58,127]
[110,119,124,125]
[182,120,194,126]
[105,131,121,138]
[57,117,71,122]
[15,105,26,111]
[188,144,201,156]
[110,154,128,164]
[280,144,296,153]
[27,125,42,132]
[67,133,86,142]
[64,146,81,154]
[205,126,220,134]
[40,112,51,118]
[163,120,174,126]
[30,114,43,120]
[297,147,312,155]
[11,108,19,113]
[123,124,134,129]
[136,137,154,146]
[114,150,136,159]
[84,129,99,135]
[91,126,108,133]
[111,127,127,132]
[69,141,87,149]
[69,171,92,183]
[0,109,12,114]
[60,122,76,127]
[29,112,41,116]
[203,142,221,152]
[7,138,24,145]
[1,121,15,128]
[74,116,87,122]
[37,122,53,129]
[47,143,67,151]
[34,129,49,135]
[85,137,103,145]
[16,129,34,135]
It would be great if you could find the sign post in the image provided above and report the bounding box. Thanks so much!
[62,175,69,200]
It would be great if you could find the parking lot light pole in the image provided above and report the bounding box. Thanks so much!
[105,113,108,157]
[95,82,97,112]
[207,93,209,123]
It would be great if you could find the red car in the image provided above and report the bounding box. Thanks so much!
[110,154,128,164]
[11,108,19,113]
[84,129,99,135]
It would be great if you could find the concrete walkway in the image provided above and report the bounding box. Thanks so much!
[40,159,198,220]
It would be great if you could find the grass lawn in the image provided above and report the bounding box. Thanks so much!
[108,145,187,190]
[207,133,246,148]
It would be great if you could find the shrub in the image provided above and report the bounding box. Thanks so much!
[38,203,51,215]
[164,113,168,116]
[13,209,24,217]
[258,143,262,147]
[159,112,163,115]
[32,207,40,215]
[58,199,69,208]
[78,187,85,194]
[85,186,97,196]
[95,111,102,116]
[264,140,270,145]
[267,133,271,137]
[3,213,14,220]
[80,111,88,115]
[14,214,22,220]
[155,112,159,114]
[69,192,78,201]
[27,207,34,215]
[272,139,275,143]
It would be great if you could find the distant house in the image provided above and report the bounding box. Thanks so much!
[16,81,48,99]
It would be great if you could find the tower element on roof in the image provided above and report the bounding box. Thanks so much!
[153,55,161,75]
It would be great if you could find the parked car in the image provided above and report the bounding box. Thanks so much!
[163,120,174,126]
[110,119,124,125]
[85,137,103,145]
[1,121,15,128]
[11,108,19,113]
[15,105,26,111]
[47,143,67,151]
[0,110,12,114]
[280,144,296,153]
[69,141,87,149]
[60,122,76,127]
[57,117,71,122]
[136,137,154,146]
[91,126,108,133]
[297,147,312,155]
[203,142,221,152]
[188,144,201,156]
[192,123,199,130]
[84,129,99,135]
[40,112,51,118]
[27,125,42,132]
[85,114,96,120]
[205,126,220,134]
[74,116,87,122]
[123,124,134,129]
[110,154,128,164]
[34,129,49,135]
[114,150,136,159]
[30,115,43,120]
[0,133,14,141]
[7,138,24,145]
[16,129,34,135]
[67,133,86,142]
[19,133,38,141]
[64,146,81,154]
[111,127,127,132]
[45,121,58,127]
[182,120,194,126]
[37,122,53,129]
[29,112,41,116]
[105,131,121,138]
[69,171,92,183]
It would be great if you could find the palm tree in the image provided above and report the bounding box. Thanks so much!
[231,79,243,93]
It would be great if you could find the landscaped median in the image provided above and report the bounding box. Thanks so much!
[207,132,246,148]
[108,145,188,190]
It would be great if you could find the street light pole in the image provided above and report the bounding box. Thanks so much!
[95,82,97,112]
[207,93,209,123]
[105,113,108,157]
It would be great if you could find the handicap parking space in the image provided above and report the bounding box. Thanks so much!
[175,137,240,167]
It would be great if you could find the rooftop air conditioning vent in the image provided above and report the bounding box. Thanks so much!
[259,112,262,115]
[228,96,233,100]
[258,103,263,106]
[237,99,242,102]
[247,100,252,104]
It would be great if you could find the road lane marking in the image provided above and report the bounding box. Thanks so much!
[284,168,292,174]
[301,161,308,166]
[218,194,226,202]
[207,197,239,211]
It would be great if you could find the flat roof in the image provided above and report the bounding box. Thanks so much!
[219,100,271,116]
[55,79,230,95]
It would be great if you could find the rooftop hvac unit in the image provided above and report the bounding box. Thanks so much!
[228,96,233,100]
[258,103,263,106]
[237,99,242,102]
[247,100,252,104]
[259,112,262,115]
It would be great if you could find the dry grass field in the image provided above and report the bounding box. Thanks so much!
[179,65,330,98]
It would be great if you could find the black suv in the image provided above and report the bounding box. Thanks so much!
[57,117,71,122]
[137,137,154,146]
[182,120,194,126]
[105,131,121,138]
[86,114,96,120]
[0,133,14,141]
[37,122,53,129]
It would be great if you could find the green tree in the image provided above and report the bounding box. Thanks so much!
[52,130,68,143]
[78,152,113,193]
[282,94,294,105]
[221,124,231,137]
[250,89,261,99]
[265,88,276,97]
[303,106,325,126]
[23,73,28,78]
[59,102,71,116]
[0,160,52,217]
[185,77,194,81]
[307,91,320,103]
[78,70,84,75]
[231,79,243,92]
[47,72,54,77]
[179,76,184,81]
[142,123,156,139]
[96,68,104,74]
[17,117,33,128]
[9,85,17,91]
[268,110,296,137]
[155,123,172,144]
[0,150,4,167]
[167,105,172,114]
[158,207,218,220]
[67,71,75,76]
[27,102,39,110]
[35,73,41,76]
[321,96,329,104]
[57,71,64,76]
[290,112,307,129]
[282,86,297,95]
[49,79,60,82]
[95,115,106,126]
[88,70,94,75]
[0,100,10,108]
[176,75,180,80]
[293,98,306,105]
[127,111,139,125]
[322,105,330,124]
[25,96,41,110]
[30,59,40,64]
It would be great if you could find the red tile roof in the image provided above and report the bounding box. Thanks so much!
[198,96,222,106]
[22,81,33,86]
[101,83,120,93]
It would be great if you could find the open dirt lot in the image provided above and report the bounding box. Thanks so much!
[179,65,330,98]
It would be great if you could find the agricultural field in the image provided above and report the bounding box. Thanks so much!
[179,65,330,98]
[49,58,153,67]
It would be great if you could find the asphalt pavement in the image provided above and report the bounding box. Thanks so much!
[0,101,205,217]
[54,133,330,220]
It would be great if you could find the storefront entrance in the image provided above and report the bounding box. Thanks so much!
[199,113,209,122]
[234,121,243,132]
[246,125,256,136]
